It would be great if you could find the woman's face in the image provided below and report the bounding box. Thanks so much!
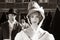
[30,11,42,25]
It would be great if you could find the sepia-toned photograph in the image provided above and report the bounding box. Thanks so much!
[0,0,60,40]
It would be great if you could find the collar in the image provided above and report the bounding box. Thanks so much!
[8,20,17,25]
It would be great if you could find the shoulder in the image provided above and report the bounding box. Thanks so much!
[15,30,31,40]
[39,28,55,40]
[15,31,23,40]
[15,31,24,38]
[44,31,55,40]
[15,30,26,40]
[16,31,24,36]
[47,33,55,40]
[49,34,55,40]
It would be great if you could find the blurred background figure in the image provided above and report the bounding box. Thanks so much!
[21,19,29,29]
[0,8,22,40]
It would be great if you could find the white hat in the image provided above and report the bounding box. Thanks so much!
[27,1,45,27]
[27,1,45,19]
[27,1,46,34]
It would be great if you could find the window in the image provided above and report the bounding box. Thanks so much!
[39,0,49,3]
[5,0,15,3]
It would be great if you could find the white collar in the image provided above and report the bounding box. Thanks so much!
[8,20,17,31]
[8,20,17,25]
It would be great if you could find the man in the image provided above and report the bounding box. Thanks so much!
[0,8,22,40]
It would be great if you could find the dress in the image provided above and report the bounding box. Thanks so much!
[15,27,55,40]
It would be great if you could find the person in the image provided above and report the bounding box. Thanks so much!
[15,1,55,40]
[21,19,29,29]
[0,8,22,40]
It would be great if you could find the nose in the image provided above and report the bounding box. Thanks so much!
[34,17,37,20]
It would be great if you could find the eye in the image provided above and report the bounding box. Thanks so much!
[30,15,34,18]
[36,16,39,18]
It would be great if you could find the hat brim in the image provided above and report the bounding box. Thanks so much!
[6,12,17,15]
[28,8,44,16]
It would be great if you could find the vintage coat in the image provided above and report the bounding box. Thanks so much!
[0,21,22,40]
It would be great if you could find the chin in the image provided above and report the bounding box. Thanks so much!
[32,23,38,24]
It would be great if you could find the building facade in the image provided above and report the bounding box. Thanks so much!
[0,0,59,23]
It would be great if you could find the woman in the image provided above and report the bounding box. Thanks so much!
[15,1,55,40]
